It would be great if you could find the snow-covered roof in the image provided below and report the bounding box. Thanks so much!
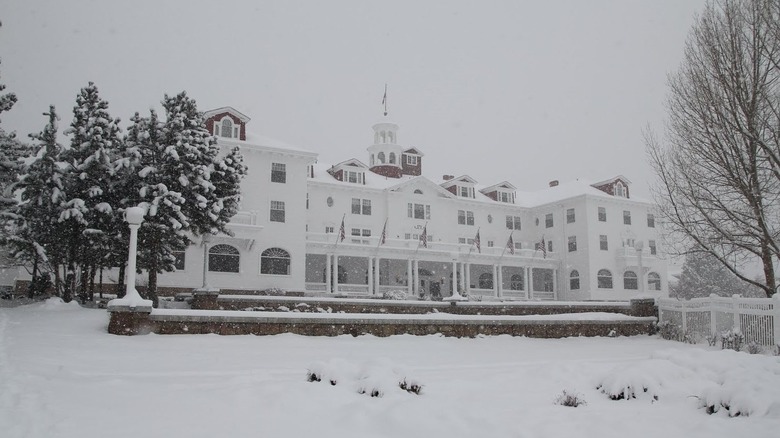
[203,106,251,123]
[480,181,517,193]
[404,147,424,156]
[440,175,478,187]
[331,158,369,170]
[221,132,317,157]
[592,174,632,187]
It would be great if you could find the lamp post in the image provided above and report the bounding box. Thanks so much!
[123,206,146,303]
[634,241,645,295]
[201,234,211,289]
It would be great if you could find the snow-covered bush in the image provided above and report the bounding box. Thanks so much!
[555,390,587,407]
[596,360,666,402]
[745,342,763,355]
[656,321,682,341]
[382,290,408,300]
[706,332,719,347]
[720,330,744,351]
[262,288,286,296]
[306,358,423,397]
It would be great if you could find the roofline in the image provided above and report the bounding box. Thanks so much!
[591,174,632,187]
[217,138,318,159]
[480,181,517,193]
[203,107,251,123]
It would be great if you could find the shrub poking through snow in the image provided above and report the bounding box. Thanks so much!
[745,342,763,355]
[596,361,664,402]
[555,390,587,407]
[656,321,681,341]
[720,330,744,351]
[706,332,719,347]
[307,358,422,397]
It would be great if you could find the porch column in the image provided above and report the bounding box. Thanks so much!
[451,260,458,296]
[407,258,413,295]
[413,260,420,297]
[526,267,532,300]
[496,264,502,298]
[375,257,381,294]
[333,255,339,294]
[368,257,374,295]
[325,254,332,293]
[493,264,499,297]
[465,263,471,295]
[553,268,558,300]
[459,262,466,294]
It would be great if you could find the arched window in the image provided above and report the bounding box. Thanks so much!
[615,182,626,198]
[414,189,423,195]
[389,152,396,164]
[510,274,523,290]
[648,272,661,291]
[388,132,395,143]
[380,132,386,143]
[220,118,234,138]
[261,248,291,275]
[378,152,386,164]
[209,244,240,273]
[479,272,493,289]
[597,269,613,289]
[623,271,638,290]
[570,270,580,290]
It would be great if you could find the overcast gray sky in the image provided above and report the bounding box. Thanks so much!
[0,0,707,197]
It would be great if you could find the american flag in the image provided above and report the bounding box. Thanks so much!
[474,230,481,253]
[338,215,346,242]
[539,235,547,259]
[506,233,515,255]
[419,224,428,248]
[379,219,387,245]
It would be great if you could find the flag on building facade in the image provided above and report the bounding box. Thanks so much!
[419,224,428,248]
[506,232,515,255]
[338,215,346,243]
[379,219,388,245]
[474,229,481,253]
[539,235,547,258]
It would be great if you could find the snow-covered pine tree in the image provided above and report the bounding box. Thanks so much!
[8,107,68,299]
[59,83,122,302]
[672,247,764,299]
[211,145,247,227]
[0,59,31,238]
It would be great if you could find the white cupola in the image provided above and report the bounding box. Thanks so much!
[367,118,404,178]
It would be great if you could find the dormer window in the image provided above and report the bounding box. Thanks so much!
[406,155,418,165]
[615,181,626,198]
[459,186,475,198]
[498,191,514,203]
[215,117,239,139]
[345,170,364,184]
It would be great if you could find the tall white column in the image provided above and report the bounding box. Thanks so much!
[465,263,471,295]
[375,257,381,294]
[451,260,458,296]
[407,259,413,295]
[413,260,420,297]
[553,269,558,300]
[368,257,374,295]
[527,267,533,300]
[333,255,340,294]
[493,265,499,297]
[459,262,466,294]
[325,254,332,293]
[496,265,502,298]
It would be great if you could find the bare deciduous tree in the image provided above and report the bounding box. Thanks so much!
[647,0,780,297]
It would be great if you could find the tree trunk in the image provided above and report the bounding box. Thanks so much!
[99,267,104,300]
[148,269,159,308]
[760,243,776,297]
[27,253,39,299]
[116,263,126,298]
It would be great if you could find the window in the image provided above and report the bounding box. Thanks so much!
[568,236,577,252]
[506,216,521,230]
[209,244,239,273]
[388,152,395,164]
[459,186,474,198]
[362,229,371,237]
[378,152,385,163]
[370,155,375,166]
[458,237,474,244]
[407,155,418,165]
[649,240,657,255]
[345,171,364,184]
[597,269,613,289]
[220,118,233,138]
[547,240,553,253]
[458,210,474,225]
[408,203,430,219]
[479,272,494,289]
[570,270,580,290]
[498,191,514,203]
[351,228,361,236]
[545,213,553,228]
[260,247,290,275]
[623,210,631,225]
[414,189,423,194]
[351,198,371,215]
[514,242,522,250]
[599,235,608,251]
[172,250,185,270]
[648,272,661,291]
[647,213,655,228]
[598,207,606,222]
[270,201,285,222]
[487,241,494,248]
[306,193,309,209]
[271,163,286,183]
[510,273,524,290]
[566,208,575,223]
[615,182,626,198]
[325,226,334,234]
[624,271,638,290]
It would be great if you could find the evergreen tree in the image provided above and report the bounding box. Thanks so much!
[211,145,247,227]
[672,247,764,299]
[8,107,68,299]
[59,82,122,302]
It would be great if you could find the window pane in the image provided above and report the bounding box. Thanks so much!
[467,211,474,225]
[506,216,513,229]
[545,213,553,228]
[271,163,286,183]
[566,208,575,223]
[352,198,361,214]
[598,207,606,222]
[414,203,425,219]
[362,199,371,215]
[600,235,608,251]
[568,236,577,252]
[623,210,631,225]
[647,213,655,228]
[458,210,465,224]
[173,250,185,270]
[261,248,290,275]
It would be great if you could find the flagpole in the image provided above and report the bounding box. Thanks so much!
[376,218,388,251]
[415,221,428,255]
[499,231,512,261]
[334,213,346,247]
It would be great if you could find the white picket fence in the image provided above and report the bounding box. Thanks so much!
[657,295,780,346]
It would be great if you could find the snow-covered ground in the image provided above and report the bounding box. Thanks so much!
[1,299,779,438]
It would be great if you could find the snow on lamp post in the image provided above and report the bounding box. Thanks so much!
[108,206,152,308]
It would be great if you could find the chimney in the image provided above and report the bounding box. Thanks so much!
[443,175,454,181]
[549,180,559,187]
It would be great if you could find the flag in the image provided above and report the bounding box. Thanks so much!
[379,219,387,245]
[539,235,547,258]
[419,224,428,248]
[382,84,387,105]
[338,215,346,242]
[506,233,515,255]
[474,230,481,253]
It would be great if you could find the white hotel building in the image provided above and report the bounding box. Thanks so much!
[2,106,669,301]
